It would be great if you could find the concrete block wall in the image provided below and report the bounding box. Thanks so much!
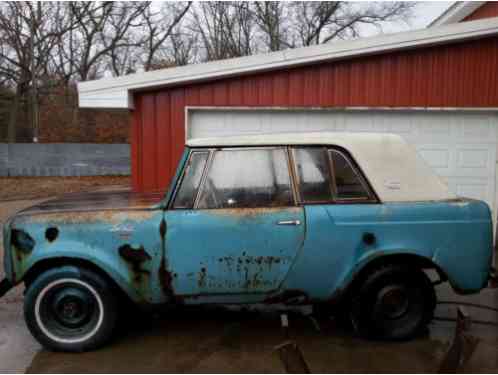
[0,144,130,177]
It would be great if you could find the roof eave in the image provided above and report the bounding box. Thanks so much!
[429,1,486,27]
[78,16,498,110]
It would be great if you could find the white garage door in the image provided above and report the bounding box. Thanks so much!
[188,109,498,216]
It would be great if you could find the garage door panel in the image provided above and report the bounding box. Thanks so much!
[416,117,452,137]
[445,177,493,204]
[416,145,451,174]
[455,146,494,177]
[458,114,494,141]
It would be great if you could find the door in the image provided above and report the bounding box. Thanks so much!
[164,147,305,301]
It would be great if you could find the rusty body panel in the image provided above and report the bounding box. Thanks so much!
[1,145,494,310]
[17,191,164,215]
[131,36,498,193]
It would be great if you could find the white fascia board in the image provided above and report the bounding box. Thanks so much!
[78,88,131,109]
[430,2,486,27]
[78,16,498,109]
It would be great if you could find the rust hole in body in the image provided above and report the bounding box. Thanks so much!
[118,244,151,283]
[11,229,35,254]
[45,227,59,242]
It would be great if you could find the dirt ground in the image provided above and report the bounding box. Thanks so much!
[0,176,130,201]
[1,184,498,373]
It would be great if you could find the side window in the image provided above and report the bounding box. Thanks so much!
[293,147,333,203]
[173,152,209,209]
[197,148,293,209]
[329,149,370,200]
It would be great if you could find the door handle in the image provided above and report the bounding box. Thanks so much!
[277,220,301,226]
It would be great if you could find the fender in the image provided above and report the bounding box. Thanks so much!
[10,238,156,305]
[321,249,440,302]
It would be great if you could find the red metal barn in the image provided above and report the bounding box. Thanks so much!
[79,4,498,216]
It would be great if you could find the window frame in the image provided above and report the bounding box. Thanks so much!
[169,144,379,210]
[180,146,299,210]
[289,145,379,205]
[170,149,211,210]
[327,147,378,204]
[290,146,336,205]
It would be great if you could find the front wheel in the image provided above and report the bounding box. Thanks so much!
[24,266,117,352]
[350,264,436,340]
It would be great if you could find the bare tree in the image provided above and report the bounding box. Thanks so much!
[0,2,72,141]
[67,2,148,81]
[290,2,416,46]
[190,2,256,61]
[167,28,199,66]
[139,2,192,71]
[252,2,292,51]
[0,1,416,142]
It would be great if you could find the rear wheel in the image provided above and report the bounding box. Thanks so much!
[24,266,117,352]
[350,264,435,340]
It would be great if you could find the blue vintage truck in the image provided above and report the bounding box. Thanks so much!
[0,133,494,351]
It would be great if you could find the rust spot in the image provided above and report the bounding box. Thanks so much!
[157,218,183,303]
[19,210,156,225]
[11,229,35,254]
[208,207,301,219]
[159,217,166,238]
[198,267,207,288]
[118,245,151,285]
[119,244,151,265]
[264,290,310,305]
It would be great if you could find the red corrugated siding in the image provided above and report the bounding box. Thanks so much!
[464,2,498,21]
[131,36,498,192]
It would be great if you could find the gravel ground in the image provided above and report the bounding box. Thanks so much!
[0,176,130,201]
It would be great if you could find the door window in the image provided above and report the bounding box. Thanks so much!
[197,148,293,209]
[329,149,370,200]
[173,152,209,209]
[293,147,333,203]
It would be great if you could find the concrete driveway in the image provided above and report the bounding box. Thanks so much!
[2,197,498,373]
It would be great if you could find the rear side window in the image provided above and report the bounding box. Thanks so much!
[197,148,293,209]
[329,149,370,200]
[293,147,333,203]
[173,152,209,209]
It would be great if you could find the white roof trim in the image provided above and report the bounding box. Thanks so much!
[187,132,456,203]
[78,17,498,110]
[430,1,486,27]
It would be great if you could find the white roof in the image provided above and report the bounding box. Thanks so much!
[188,132,456,203]
[78,17,498,109]
[430,1,486,27]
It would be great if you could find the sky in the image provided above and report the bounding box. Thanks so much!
[411,1,454,28]
[332,1,454,39]
[376,1,454,34]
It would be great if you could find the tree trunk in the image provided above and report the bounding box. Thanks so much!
[7,86,21,143]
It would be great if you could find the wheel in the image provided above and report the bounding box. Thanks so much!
[350,264,435,340]
[24,265,118,352]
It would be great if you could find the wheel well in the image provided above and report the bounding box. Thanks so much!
[23,257,130,302]
[349,253,447,292]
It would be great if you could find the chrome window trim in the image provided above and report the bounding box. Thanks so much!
[170,150,211,210]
